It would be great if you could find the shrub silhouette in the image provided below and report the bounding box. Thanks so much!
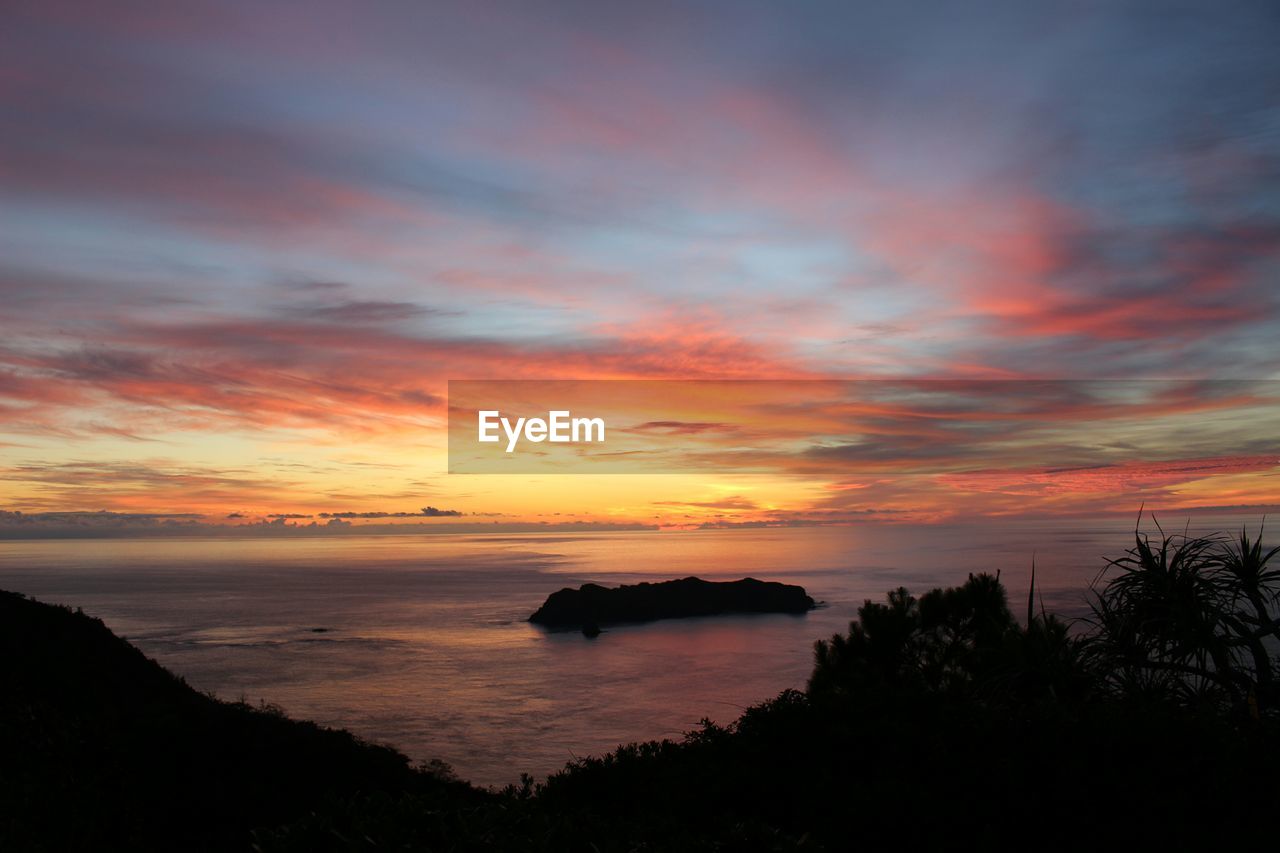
[809,514,1279,717]
[809,570,1061,699]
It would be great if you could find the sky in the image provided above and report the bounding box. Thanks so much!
[2,0,1278,535]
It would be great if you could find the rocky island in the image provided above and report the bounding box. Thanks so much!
[528,576,816,632]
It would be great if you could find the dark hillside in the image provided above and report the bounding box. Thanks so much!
[0,590,480,852]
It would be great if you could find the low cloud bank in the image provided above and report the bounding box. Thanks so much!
[0,509,654,539]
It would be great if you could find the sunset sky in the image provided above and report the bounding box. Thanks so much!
[2,1,1278,535]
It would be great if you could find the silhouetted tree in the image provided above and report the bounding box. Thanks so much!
[809,572,1028,698]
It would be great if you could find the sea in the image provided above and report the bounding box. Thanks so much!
[0,519,1253,786]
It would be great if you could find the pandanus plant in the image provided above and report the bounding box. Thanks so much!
[1215,523,1280,710]
[1087,511,1279,715]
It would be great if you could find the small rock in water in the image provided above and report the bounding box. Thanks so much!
[530,576,816,631]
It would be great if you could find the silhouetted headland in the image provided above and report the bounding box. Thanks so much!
[528,576,816,630]
[0,588,479,851]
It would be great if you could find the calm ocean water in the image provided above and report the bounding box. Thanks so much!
[0,520,1252,786]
